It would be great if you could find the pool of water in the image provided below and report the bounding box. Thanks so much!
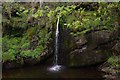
[2,64,105,79]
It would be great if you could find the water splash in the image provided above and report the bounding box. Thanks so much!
[49,65,61,71]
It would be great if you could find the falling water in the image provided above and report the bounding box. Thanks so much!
[39,0,43,8]
[55,16,59,65]
[49,16,61,71]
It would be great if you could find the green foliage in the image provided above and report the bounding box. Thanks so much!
[2,37,21,52]
[2,37,21,62]
[16,8,29,17]
[25,27,37,40]
[107,56,120,68]
[2,52,15,62]
[2,35,49,62]
[21,42,30,50]
[20,50,36,58]
[33,9,44,18]
[20,45,44,58]
[2,3,29,28]
[2,2,119,63]
[20,50,33,58]
[47,10,55,18]
[38,29,51,46]
[64,2,119,36]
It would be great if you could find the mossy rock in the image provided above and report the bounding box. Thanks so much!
[69,49,111,67]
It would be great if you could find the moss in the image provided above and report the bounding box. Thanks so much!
[107,56,120,68]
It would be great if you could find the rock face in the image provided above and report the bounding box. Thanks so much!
[70,49,110,66]
[67,30,119,67]
[85,30,111,49]
[3,29,119,69]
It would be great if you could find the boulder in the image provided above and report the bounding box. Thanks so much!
[68,30,114,67]
[69,49,110,66]
[85,30,111,49]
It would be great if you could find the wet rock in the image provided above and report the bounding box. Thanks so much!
[24,57,40,66]
[3,61,23,69]
[85,30,111,49]
[75,36,87,49]
[103,74,119,80]
[101,66,120,80]
[69,49,110,66]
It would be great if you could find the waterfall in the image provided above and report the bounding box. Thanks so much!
[49,16,62,71]
[55,16,59,65]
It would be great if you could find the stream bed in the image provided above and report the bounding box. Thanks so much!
[2,64,105,79]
